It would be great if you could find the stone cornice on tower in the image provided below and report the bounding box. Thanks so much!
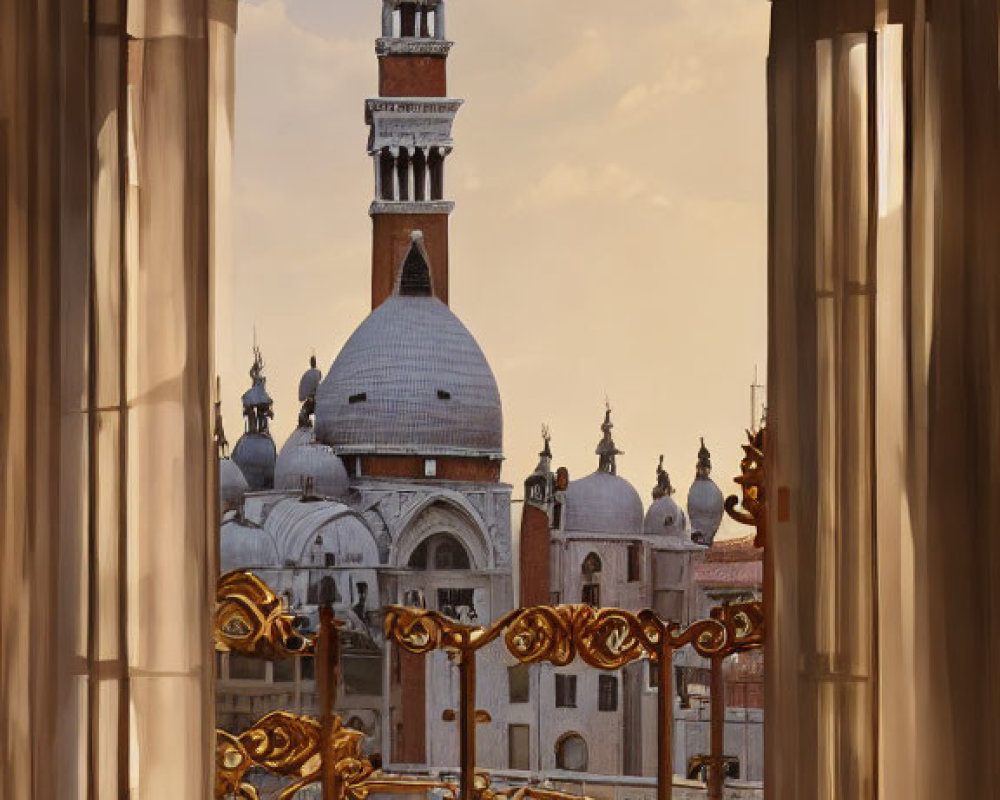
[376,37,453,57]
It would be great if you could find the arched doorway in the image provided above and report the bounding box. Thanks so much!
[555,732,589,772]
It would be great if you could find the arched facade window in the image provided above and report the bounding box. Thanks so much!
[555,732,588,772]
[581,552,602,577]
[407,532,471,570]
[581,552,602,607]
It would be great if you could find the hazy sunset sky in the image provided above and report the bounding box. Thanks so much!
[217,0,771,537]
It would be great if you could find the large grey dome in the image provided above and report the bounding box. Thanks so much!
[275,426,350,499]
[644,494,688,538]
[563,471,644,535]
[315,295,502,456]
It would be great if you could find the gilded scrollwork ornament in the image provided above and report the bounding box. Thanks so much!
[386,600,763,668]
[215,569,314,659]
[724,426,766,548]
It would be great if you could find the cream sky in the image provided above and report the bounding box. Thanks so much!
[217,0,771,537]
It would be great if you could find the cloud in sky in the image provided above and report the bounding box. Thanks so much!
[218,0,772,539]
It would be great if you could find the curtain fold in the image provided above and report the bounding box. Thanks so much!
[768,0,1000,797]
[1,0,222,796]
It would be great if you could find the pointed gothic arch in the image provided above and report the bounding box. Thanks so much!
[392,495,491,570]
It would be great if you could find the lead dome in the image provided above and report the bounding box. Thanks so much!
[687,438,725,544]
[563,471,644,535]
[562,406,644,536]
[314,294,502,456]
[220,457,249,513]
[274,427,350,499]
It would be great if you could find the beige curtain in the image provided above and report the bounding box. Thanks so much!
[0,0,233,796]
[767,0,1000,798]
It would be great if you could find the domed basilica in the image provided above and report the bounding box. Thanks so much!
[217,0,761,785]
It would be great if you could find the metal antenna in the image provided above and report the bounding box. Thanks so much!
[750,365,765,432]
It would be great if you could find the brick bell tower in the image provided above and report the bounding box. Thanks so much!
[367,0,459,308]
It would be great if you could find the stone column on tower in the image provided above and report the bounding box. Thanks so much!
[367,0,461,308]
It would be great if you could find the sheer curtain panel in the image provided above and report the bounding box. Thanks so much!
[767,0,1000,798]
[0,0,227,796]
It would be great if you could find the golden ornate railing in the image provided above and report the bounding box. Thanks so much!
[215,571,454,800]
[214,571,592,800]
[384,601,763,800]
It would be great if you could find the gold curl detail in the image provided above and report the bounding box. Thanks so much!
[724,427,766,548]
[503,605,577,666]
[567,605,657,670]
[383,606,521,658]
[711,600,764,651]
[216,570,314,659]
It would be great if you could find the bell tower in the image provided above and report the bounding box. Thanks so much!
[367,0,460,308]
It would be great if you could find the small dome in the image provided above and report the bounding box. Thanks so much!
[687,439,724,544]
[688,478,724,540]
[220,518,280,572]
[314,295,502,456]
[232,432,276,491]
[220,457,249,512]
[299,362,323,402]
[563,471,644,535]
[644,494,688,538]
[274,426,349,499]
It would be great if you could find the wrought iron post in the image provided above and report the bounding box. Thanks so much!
[317,605,342,800]
[656,646,674,800]
[458,650,477,800]
[708,655,725,800]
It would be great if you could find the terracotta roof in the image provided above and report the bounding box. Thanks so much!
[693,559,762,588]
[703,534,762,563]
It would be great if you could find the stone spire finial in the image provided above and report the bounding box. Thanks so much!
[652,454,674,499]
[596,402,624,475]
[214,375,229,459]
[695,437,712,479]
[241,345,274,435]
[297,353,323,428]
[531,425,553,476]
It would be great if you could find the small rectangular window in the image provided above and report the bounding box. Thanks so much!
[653,589,685,622]
[424,458,437,477]
[627,543,642,582]
[508,724,531,770]
[348,392,367,404]
[324,552,337,567]
[598,674,618,711]
[273,658,295,683]
[344,654,383,696]
[550,591,561,606]
[508,664,530,703]
[555,674,577,708]
[437,389,451,400]
[582,583,600,607]
[301,656,315,681]
[228,654,266,681]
